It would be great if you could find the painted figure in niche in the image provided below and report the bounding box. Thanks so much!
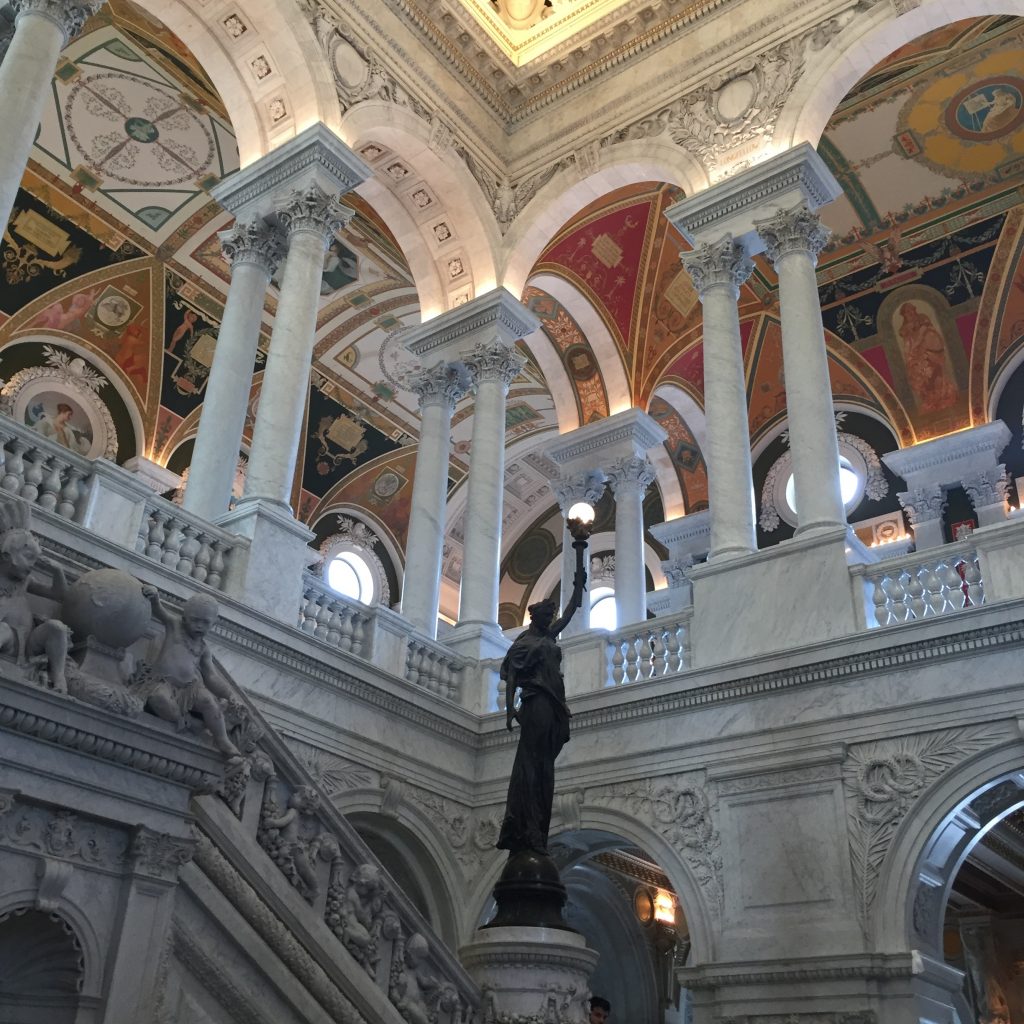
[0,496,71,694]
[321,239,358,295]
[895,301,958,413]
[108,321,148,391]
[28,399,92,455]
[167,307,198,355]
[132,587,241,757]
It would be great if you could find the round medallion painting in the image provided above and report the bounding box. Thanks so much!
[945,77,1024,140]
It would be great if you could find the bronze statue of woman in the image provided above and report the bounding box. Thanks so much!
[496,515,590,857]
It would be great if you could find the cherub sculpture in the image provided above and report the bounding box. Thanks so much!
[337,863,386,973]
[393,933,438,1024]
[133,588,240,758]
[260,785,324,897]
[0,495,71,693]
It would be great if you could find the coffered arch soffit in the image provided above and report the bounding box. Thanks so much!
[127,0,341,166]
[340,103,501,318]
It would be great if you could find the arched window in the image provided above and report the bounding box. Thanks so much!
[319,516,391,607]
[590,585,617,631]
[327,549,376,603]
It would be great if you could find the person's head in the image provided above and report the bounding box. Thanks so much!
[0,529,40,580]
[528,598,558,631]
[182,592,219,639]
[589,996,611,1024]
[56,403,73,424]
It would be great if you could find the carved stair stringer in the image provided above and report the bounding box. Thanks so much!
[189,654,480,1024]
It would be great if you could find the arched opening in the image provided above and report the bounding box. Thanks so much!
[347,811,460,951]
[0,907,85,1024]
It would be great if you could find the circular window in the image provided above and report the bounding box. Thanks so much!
[784,457,864,517]
[590,586,618,631]
[326,550,376,604]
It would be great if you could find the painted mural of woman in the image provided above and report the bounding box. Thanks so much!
[896,301,958,414]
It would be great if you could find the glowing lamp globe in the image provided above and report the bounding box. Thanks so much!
[567,501,595,525]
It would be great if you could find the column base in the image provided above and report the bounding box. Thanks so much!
[708,544,755,562]
[216,499,316,622]
[794,517,847,537]
[461,923,599,1024]
[689,527,858,668]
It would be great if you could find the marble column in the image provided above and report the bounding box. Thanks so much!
[401,362,469,637]
[242,184,350,508]
[551,470,606,636]
[756,203,845,534]
[607,455,655,627]
[0,1,102,233]
[680,236,757,560]
[457,342,525,628]
[183,219,282,522]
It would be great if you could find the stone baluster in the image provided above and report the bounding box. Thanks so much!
[755,204,846,534]
[0,1,103,233]
[680,237,757,560]
[400,363,469,637]
[607,455,656,628]
[242,184,351,508]
[1,438,27,493]
[207,540,228,590]
[57,465,84,519]
[192,533,212,583]
[37,454,62,511]
[20,448,44,504]
[551,470,605,637]
[183,218,283,522]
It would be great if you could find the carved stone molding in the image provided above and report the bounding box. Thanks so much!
[843,725,1007,931]
[129,825,197,881]
[755,202,831,265]
[219,218,286,278]
[680,235,754,298]
[586,775,723,914]
[12,0,102,45]
[0,794,127,868]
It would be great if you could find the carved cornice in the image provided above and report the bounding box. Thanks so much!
[882,422,1012,481]
[545,409,667,467]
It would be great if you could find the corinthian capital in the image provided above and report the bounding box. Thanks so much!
[607,456,656,496]
[962,466,1009,510]
[679,235,753,298]
[219,217,285,277]
[755,202,831,266]
[897,485,946,525]
[463,341,525,392]
[551,469,606,515]
[405,361,470,411]
[276,182,353,247]
[12,0,102,44]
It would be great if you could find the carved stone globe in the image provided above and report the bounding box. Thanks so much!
[62,568,152,649]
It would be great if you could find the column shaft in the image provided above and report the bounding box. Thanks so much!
[402,366,466,636]
[183,222,279,521]
[758,204,845,533]
[608,457,654,628]
[243,186,348,507]
[0,4,91,232]
[682,237,756,559]
[458,344,524,627]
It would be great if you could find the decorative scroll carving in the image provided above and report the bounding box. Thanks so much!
[587,775,723,912]
[844,726,1005,930]
[0,796,126,867]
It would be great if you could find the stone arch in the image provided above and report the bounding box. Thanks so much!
[502,142,709,296]
[130,0,341,166]
[775,0,1024,153]
[872,738,1024,958]
[331,790,466,949]
[462,811,717,963]
[340,103,501,318]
